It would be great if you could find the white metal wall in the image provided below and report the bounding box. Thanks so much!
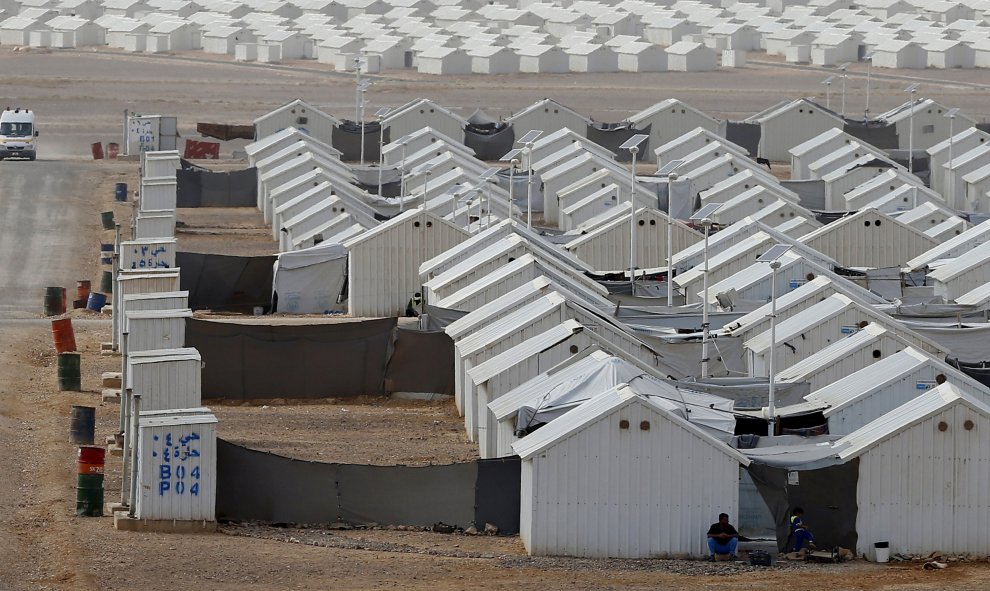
[129,355,202,412]
[143,152,181,179]
[855,405,990,557]
[135,414,217,521]
[430,246,528,302]
[478,331,594,455]
[120,239,177,271]
[459,306,568,442]
[135,212,176,239]
[778,333,903,391]
[126,314,187,352]
[759,106,842,162]
[255,105,335,146]
[801,211,939,268]
[348,215,468,317]
[387,109,464,149]
[521,404,740,558]
[566,210,702,272]
[827,366,939,435]
[748,306,869,376]
[123,292,189,314]
[139,177,177,211]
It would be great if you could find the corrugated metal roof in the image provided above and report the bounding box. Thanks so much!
[445,276,552,340]
[424,235,526,293]
[436,254,540,309]
[125,309,193,320]
[744,293,855,353]
[789,127,846,158]
[467,319,584,385]
[512,384,750,465]
[929,239,990,283]
[457,292,567,356]
[836,383,990,460]
[419,219,513,279]
[807,347,930,409]
[675,232,774,288]
[777,323,888,382]
[956,279,990,307]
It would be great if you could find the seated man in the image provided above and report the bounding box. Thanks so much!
[790,507,816,552]
[707,513,739,559]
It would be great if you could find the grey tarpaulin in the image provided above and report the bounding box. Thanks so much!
[781,179,826,211]
[900,320,990,363]
[746,458,860,552]
[673,376,811,409]
[333,119,387,162]
[216,439,523,531]
[185,317,396,400]
[421,304,468,330]
[384,326,455,394]
[844,122,898,150]
[176,167,258,207]
[337,463,477,528]
[474,457,521,535]
[464,110,515,162]
[176,252,276,312]
[586,121,651,162]
[725,121,761,157]
[216,438,339,524]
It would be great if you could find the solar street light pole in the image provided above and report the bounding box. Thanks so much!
[839,63,849,118]
[525,146,534,229]
[700,217,713,378]
[906,83,919,176]
[767,259,781,437]
[864,54,874,120]
[399,141,408,212]
[946,109,958,203]
[628,145,639,292]
[667,173,677,305]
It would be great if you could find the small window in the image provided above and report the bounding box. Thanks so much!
[922,125,935,134]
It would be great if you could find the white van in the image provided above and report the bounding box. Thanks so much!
[0,107,38,160]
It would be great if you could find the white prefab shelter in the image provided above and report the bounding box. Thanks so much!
[127,348,202,412]
[564,207,702,272]
[254,99,340,144]
[383,99,468,149]
[928,127,990,199]
[776,324,913,392]
[615,40,667,73]
[929,241,990,301]
[124,309,192,352]
[871,38,927,69]
[799,209,940,269]
[903,220,990,273]
[630,100,724,164]
[837,384,990,558]
[665,41,717,72]
[748,99,845,163]
[514,384,749,558]
[134,412,217,521]
[417,45,472,75]
[507,99,591,142]
[805,347,990,436]
[879,99,977,152]
[344,208,469,317]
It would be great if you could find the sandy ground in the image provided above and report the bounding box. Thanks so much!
[3,48,990,590]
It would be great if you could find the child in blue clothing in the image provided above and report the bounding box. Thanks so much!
[790,507,816,552]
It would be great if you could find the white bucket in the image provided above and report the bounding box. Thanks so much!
[875,542,890,563]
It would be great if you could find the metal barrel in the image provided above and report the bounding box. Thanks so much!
[72,299,87,310]
[75,473,104,517]
[90,142,103,160]
[43,286,65,316]
[107,143,119,160]
[51,318,77,353]
[114,182,128,202]
[86,292,107,312]
[57,352,81,391]
[76,280,91,301]
[70,406,96,445]
[100,270,113,294]
[77,445,105,474]
[100,211,115,230]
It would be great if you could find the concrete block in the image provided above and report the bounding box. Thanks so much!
[102,388,121,403]
[102,372,122,388]
[113,513,217,533]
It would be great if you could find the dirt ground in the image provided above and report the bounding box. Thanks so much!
[3,47,990,590]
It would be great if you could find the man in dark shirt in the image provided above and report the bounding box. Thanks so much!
[707,513,739,559]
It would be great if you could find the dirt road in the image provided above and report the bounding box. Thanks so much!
[2,48,990,590]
